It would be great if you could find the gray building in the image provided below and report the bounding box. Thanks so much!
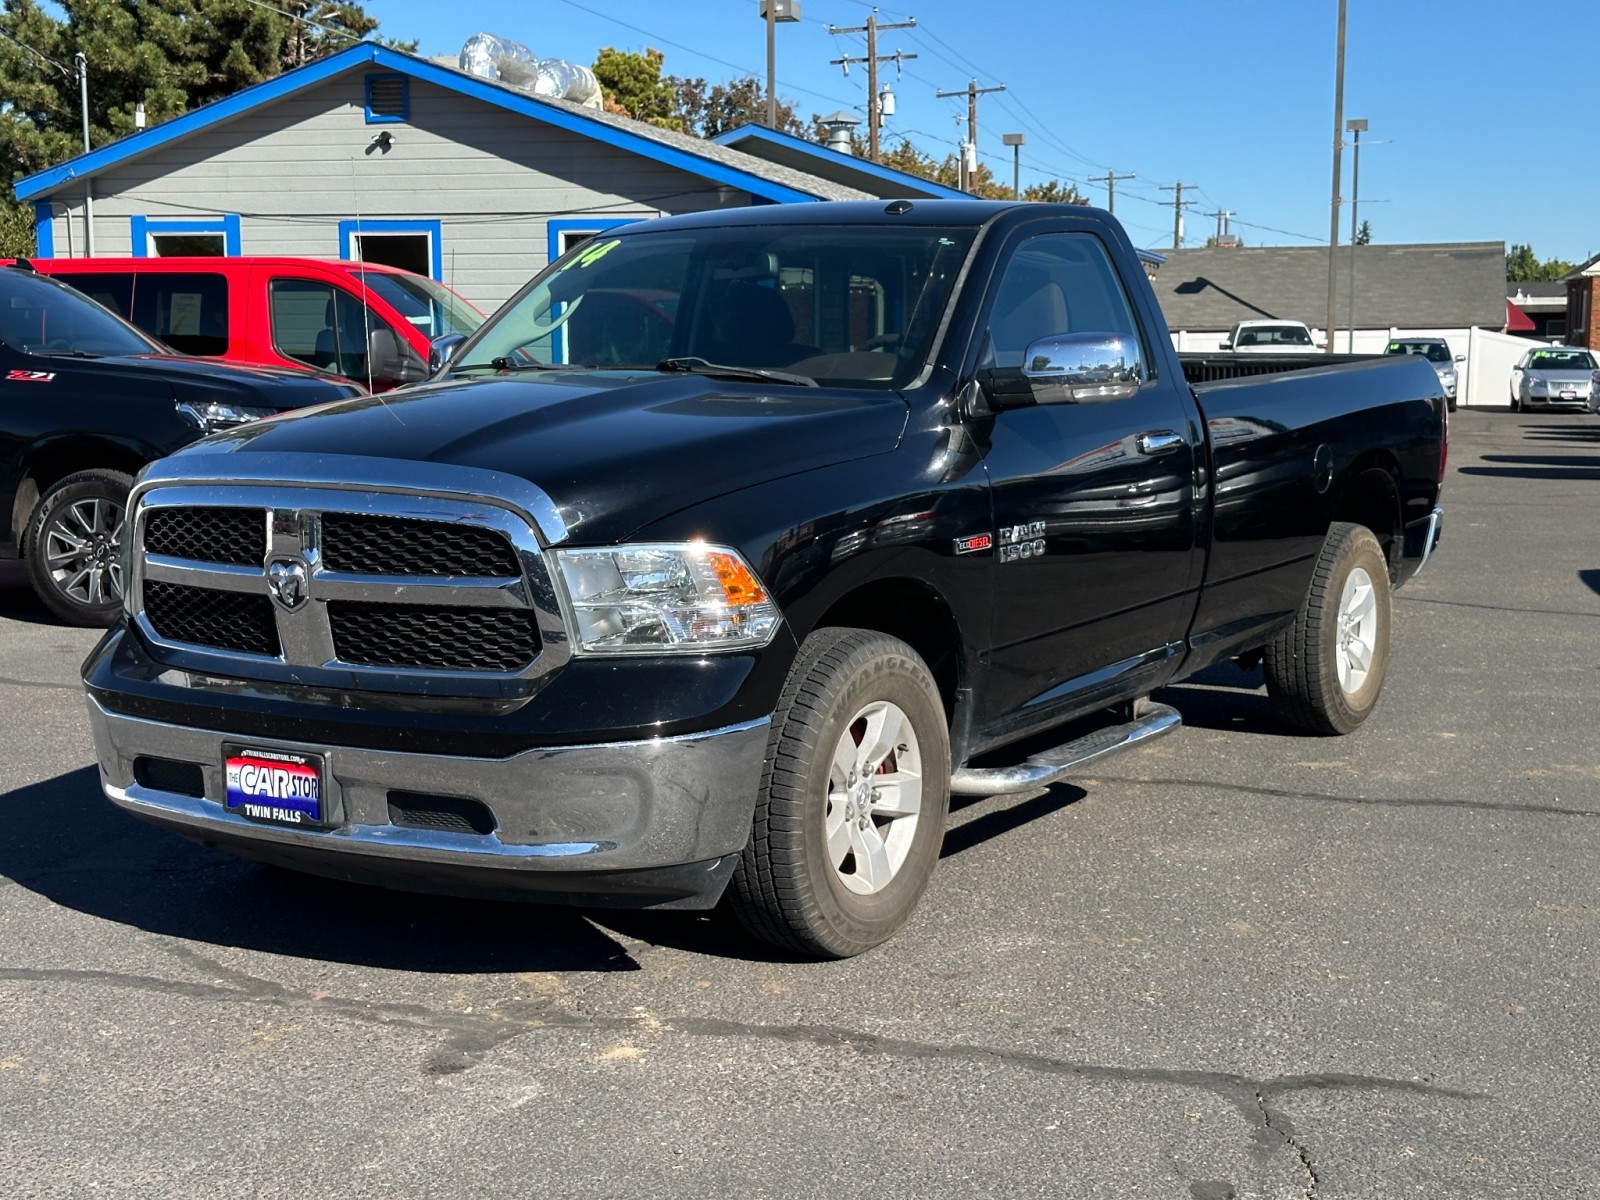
[15,42,877,311]
[1152,242,1508,354]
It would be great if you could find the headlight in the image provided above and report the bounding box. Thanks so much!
[176,399,277,432]
[555,543,781,654]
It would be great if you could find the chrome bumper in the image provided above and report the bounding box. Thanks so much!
[86,695,769,906]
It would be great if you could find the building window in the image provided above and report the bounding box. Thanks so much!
[546,218,634,266]
[338,219,442,280]
[365,74,408,123]
[1548,318,1567,338]
[131,215,241,257]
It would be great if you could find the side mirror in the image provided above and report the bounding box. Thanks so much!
[429,332,466,372]
[1023,332,1143,403]
[1454,354,1466,363]
[1219,339,1233,350]
[365,327,425,387]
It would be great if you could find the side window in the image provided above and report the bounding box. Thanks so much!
[130,273,229,355]
[57,273,134,320]
[270,279,378,380]
[983,232,1142,369]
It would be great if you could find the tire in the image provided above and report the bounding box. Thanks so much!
[728,628,951,958]
[1263,522,1392,736]
[1510,391,1521,412]
[24,469,134,627]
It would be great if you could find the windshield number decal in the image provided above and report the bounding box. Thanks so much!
[5,370,56,383]
[573,239,621,269]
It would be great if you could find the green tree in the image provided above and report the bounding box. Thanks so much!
[1506,243,1575,282]
[592,47,683,131]
[1355,219,1371,245]
[1021,178,1089,205]
[0,0,408,256]
[675,74,803,139]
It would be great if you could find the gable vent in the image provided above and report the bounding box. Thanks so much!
[365,74,408,122]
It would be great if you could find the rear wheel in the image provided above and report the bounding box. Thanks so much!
[1264,522,1392,735]
[24,469,133,626]
[728,628,951,958]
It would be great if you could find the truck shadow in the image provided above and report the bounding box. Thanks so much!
[0,560,69,627]
[0,765,783,972]
[1581,570,1600,599]
[1155,660,1300,736]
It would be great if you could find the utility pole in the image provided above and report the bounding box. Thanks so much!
[936,77,1006,192]
[1325,0,1348,354]
[1205,209,1235,242]
[1159,182,1196,249]
[828,13,916,162]
[1088,170,1135,215]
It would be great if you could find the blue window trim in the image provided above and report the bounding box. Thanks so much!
[364,73,408,124]
[32,202,53,258]
[131,214,241,257]
[15,45,821,205]
[339,218,443,280]
[546,218,634,265]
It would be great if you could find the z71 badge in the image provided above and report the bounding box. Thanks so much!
[5,370,56,383]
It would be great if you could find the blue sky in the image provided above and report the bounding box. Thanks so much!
[372,0,1596,264]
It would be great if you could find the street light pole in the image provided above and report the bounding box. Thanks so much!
[759,0,802,129]
[75,50,94,256]
[1346,118,1367,353]
[1324,0,1347,354]
[1002,132,1024,200]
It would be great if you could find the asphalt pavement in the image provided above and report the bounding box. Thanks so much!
[1,407,1596,1199]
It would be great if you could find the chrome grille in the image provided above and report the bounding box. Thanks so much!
[145,507,266,566]
[130,479,568,695]
[328,601,539,671]
[321,513,520,576]
[144,580,280,657]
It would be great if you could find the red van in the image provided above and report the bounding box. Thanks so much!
[32,257,484,391]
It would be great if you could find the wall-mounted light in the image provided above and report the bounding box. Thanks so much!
[370,130,393,152]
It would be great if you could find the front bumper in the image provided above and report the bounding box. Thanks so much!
[86,694,769,909]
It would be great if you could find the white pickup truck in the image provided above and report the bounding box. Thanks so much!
[1222,319,1323,354]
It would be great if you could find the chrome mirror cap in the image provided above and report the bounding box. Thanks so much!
[1021,332,1144,403]
[429,332,467,373]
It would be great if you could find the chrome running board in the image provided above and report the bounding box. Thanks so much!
[949,701,1181,797]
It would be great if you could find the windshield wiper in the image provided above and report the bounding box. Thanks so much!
[655,357,816,387]
[449,357,575,374]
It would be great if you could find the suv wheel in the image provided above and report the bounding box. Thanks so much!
[24,469,134,626]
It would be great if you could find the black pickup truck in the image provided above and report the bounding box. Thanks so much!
[82,202,1446,957]
[0,263,361,624]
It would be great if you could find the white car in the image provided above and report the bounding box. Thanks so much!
[1509,346,1597,412]
[1384,337,1463,411]
[1222,320,1323,354]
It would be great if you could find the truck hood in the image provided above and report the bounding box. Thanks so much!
[183,370,909,544]
[45,352,358,409]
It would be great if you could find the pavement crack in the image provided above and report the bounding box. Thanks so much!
[0,964,1488,1118]
[0,675,81,692]
[1256,1089,1319,1198]
[1397,595,1600,620]
[1092,775,1600,819]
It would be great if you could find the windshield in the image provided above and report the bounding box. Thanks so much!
[452,223,978,389]
[1236,325,1313,347]
[0,269,163,357]
[357,271,483,339]
[1528,349,1596,371]
[1385,341,1452,363]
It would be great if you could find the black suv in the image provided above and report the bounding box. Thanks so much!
[0,262,360,625]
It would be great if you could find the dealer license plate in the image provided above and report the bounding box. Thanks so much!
[1560,389,1578,400]
[224,745,329,828]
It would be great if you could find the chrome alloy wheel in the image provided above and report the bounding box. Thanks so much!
[825,699,924,896]
[44,495,126,607]
[1336,565,1378,694]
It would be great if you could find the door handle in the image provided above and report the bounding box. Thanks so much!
[1136,430,1186,456]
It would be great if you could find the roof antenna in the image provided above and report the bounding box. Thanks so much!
[348,155,401,422]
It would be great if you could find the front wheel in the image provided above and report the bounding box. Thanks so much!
[24,469,133,626]
[728,628,951,958]
[1263,522,1392,735]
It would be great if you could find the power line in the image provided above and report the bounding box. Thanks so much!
[826,12,917,162]
[1088,171,1135,215]
[935,78,1005,192]
[1159,181,1198,249]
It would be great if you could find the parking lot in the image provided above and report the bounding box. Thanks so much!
[1,407,1595,1199]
